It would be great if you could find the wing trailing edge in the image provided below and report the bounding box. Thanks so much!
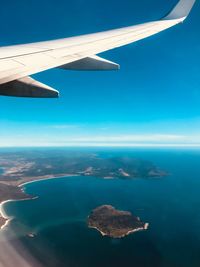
[0,76,59,98]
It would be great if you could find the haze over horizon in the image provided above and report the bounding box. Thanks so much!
[0,0,199,147]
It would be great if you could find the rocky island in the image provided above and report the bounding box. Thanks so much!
[88,205,149,238]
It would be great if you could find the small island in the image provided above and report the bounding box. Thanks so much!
[88,205,149,238]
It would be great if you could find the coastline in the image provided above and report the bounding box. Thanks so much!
[89,223,149,238]
[0,174,79,231]
[0,200,13,230]
[18,174,78,188]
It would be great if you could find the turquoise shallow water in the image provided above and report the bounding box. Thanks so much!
[3,149,200,267]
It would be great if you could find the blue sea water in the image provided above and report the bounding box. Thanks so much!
[3,149,200,267]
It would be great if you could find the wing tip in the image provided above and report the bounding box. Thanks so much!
[163,0,196,21]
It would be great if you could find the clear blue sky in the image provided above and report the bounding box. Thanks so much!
[0,0,200,147]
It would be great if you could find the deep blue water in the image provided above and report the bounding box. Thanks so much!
[3,149,200,267]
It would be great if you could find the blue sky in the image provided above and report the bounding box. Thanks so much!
[0,0,200,147]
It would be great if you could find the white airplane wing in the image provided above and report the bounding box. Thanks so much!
[0,0,196,98]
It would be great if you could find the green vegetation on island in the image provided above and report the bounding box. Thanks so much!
[88,205,149,238]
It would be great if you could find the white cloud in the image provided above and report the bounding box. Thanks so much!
[49,124,81,129]
[1,130,200,147]
[52,134,185,143]
[0,134,192,147]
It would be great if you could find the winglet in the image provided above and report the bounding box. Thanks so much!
[163,0,196,21]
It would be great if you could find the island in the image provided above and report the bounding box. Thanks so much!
[88,205,149,238]
[0,149,167,229]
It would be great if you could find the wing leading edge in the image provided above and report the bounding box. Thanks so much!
[0,0,196,98]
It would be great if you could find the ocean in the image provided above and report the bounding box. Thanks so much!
[2,149,200,267]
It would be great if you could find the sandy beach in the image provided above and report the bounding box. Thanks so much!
[0,200,13,230]
[18,174,78,188]
[0,174,79,231]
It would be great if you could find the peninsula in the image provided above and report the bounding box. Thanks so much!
[88,205,149,238]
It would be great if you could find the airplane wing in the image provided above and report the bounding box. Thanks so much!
[0,0,196,98]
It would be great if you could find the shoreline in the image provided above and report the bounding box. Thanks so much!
[89,223,149,238]
[0,198,37,230]
[18,174,78,188]
[0,200,13,230]
[0,174,79,231]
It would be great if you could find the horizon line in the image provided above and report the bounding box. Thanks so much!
[1,143,200,149]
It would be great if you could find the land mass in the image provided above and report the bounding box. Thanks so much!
[0,150,167,228]
[88,205,149,238]
[0,150,167,184]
